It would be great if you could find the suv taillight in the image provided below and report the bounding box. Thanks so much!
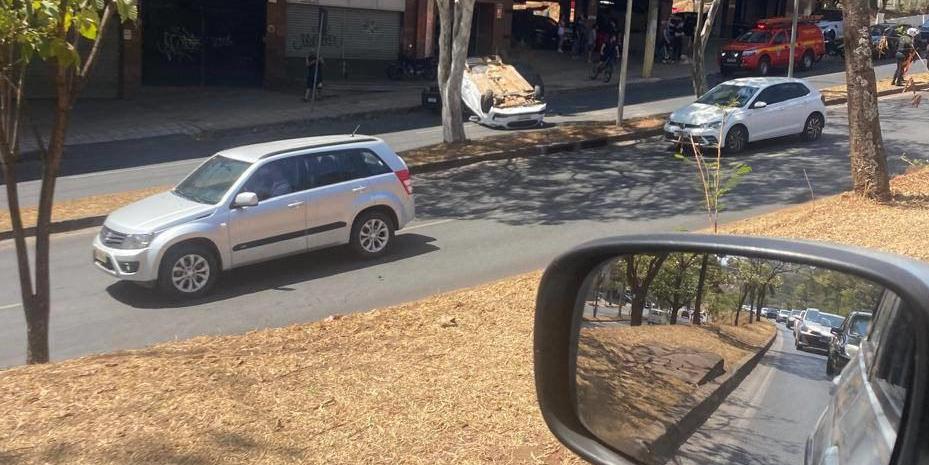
[395,169,413,195]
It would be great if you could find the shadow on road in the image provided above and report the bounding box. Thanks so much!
[105,232,439,309]
[760,348,831,383]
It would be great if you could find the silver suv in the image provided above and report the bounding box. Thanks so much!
[92,135,415,298]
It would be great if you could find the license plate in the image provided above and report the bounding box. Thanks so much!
[93,247,107,264]
[426,97,437,103]
[516,115,533,121]
[725,57,737,63]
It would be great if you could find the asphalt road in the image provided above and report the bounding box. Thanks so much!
[673,325,834,465]
[0,94,923,368]
[0,59,901,208]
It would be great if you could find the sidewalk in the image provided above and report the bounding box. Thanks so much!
[22,83,424,153]
[21,46,714,154]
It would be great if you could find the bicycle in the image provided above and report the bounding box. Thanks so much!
[589,59,614,83]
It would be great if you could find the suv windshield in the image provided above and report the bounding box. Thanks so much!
[736,30,772,43]
[696,84,758,107]
[174,156,251,205]
[850,315,872,335]
[804,310,820,320]
[819,314,844,328]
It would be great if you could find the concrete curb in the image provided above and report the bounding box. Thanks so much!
[823,81,929,106]
[649,327,778,463]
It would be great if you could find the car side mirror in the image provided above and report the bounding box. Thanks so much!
[232,192,259,208]
[753,101,768,109]
[534,233,928,465]
[831,327,841,335]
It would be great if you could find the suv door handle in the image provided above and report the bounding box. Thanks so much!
[287,201,305,208]
[352,186,367,192]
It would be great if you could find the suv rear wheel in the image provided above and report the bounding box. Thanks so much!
[157,242,219,299]
[351,210,395,258]
[801,50,815,71]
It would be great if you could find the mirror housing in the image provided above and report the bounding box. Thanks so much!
[753,101,768,109]
[232,192,259,208]
[534,234,929,465]
[831,327,841,335]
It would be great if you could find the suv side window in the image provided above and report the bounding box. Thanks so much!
[346,150,393,178]
[772,31,786,44]
[785,83,810,99]
[240,157,302,202]
[305,152,355,188]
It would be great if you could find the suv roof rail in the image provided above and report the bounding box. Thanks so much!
[258,137,378,160]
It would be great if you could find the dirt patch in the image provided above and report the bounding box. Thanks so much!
[820,71,929,104]
[400,116,666,166]
[575,322,772,463]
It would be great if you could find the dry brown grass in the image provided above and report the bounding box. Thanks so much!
[2,159,929,463]
[820,71,929,103]
[400,116,666,165]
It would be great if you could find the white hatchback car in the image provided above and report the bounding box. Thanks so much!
[664,77,826,154]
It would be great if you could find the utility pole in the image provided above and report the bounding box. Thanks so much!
[616,0,633,125]
[311,8,328,108]
[787,0,799,77]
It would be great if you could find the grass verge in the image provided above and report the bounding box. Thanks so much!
[4,167,927,464]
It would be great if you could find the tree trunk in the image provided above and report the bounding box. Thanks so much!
[691,0,722,96]
[843,0,891,201]
[642,0,659,78]
[692,254,709,325]
[435,0,474,144]
[631,295,646,326]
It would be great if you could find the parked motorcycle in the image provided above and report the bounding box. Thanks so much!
[386,56,438,81]
[826,36,844,59]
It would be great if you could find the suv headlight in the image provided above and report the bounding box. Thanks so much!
[741,50,756,57]
[703,120,722,129]
[121,233,157,250]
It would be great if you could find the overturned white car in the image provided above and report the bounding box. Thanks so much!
[462,56,546,129]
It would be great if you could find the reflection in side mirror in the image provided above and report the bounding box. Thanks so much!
[572,252,896,465]
[753,101,768,109]
[233,192,259,208]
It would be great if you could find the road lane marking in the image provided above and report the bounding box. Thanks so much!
[403,219,456,231]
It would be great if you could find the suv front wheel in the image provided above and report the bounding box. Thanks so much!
[157,242,219,299]
[351,210,395,258]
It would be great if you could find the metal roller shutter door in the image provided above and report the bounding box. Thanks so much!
[286,4,401,60]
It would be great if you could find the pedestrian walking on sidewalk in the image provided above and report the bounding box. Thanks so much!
[303,53,325,102]
[669,16,685,63]
[587,20,597,63]
[892,28,918,86]
[557,19,566,53]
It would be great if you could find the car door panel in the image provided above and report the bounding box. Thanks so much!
[747,85,785,141]
[228,157,308,267]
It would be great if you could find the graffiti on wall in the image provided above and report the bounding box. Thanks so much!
[157,26,235,62]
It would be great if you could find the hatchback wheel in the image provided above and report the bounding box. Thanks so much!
[158,243,218,299]
[724,125,748,154]
[351,211,395,258]
[802,113,824,142]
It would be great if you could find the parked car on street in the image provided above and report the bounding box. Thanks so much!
[93,135,415,299]
[719,17,825,76]
[796,310,844,352]
[461,56,546,129]
[786,308,803,329]
[826,311,873,375]
[777,309,791,323]
[511,11,559,49]
[815,9,843,42]
[664,77,826,154]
